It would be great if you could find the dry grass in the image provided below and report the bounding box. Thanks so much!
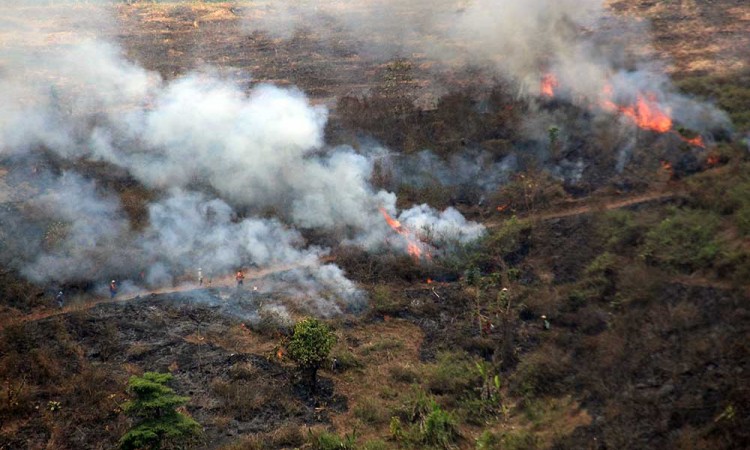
[327,319,424,442]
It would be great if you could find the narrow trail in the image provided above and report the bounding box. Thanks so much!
[0,260,322,331]
[0,188,697,330]
[485,189,678,228]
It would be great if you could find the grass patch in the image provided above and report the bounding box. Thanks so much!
[640,208,722,272]
[354,401,389,426]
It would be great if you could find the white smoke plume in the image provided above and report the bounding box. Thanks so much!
[0,4,485,315]
[245,0,730,134]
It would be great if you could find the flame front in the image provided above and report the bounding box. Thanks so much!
[542,79,705,148]
[601,88,672,133]
[379,207,431,261]
[541,73,558,98]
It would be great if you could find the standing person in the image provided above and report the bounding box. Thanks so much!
[55,291,64,308]
[198,268,204,286]
[236,270,245,288]
[109,280,118,299]
[541,315,551,331]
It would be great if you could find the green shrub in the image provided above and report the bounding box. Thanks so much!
[119,372,202,450]
[399,387,435,423]
[596,209,643,252]
[427,351,477,396]
[486,216,532,258]
[310,430,357,450]
[476,430,501,450]
[287,318,337,389]
[641,208,722,272]
[423,405,460,447]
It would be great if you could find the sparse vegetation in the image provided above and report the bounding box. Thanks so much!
[1,1,749,449]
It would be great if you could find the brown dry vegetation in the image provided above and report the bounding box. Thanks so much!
[1,1,750,450]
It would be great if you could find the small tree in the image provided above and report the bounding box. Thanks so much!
[119,372,201,450]
[287,318,337,391]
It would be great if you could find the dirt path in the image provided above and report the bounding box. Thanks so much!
[485,190,678,228]
[0,260,322,331]
[0,189,701,331]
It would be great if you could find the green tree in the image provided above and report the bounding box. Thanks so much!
[287,318,337,391]
[119,372,201,450]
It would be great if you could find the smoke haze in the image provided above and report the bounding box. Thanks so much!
[0,3,486,317]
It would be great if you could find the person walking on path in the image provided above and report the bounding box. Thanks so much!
[55,291,64,308]
[198,268,204,286]
[236,270,245,288]
[109,280,118,299]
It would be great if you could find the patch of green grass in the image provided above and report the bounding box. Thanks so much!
[640,208,722,272]
[677,70,750,131]
[427,351,477,396]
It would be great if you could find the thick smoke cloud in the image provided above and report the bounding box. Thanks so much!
[246,0,729,134]
[0,5,485,316]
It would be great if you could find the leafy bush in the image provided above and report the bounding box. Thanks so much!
[391,388,460,448]
[119,372,201,450]
[596,210,643,253]
[423,405,460,447]
[641,208,722,272]
[486,216,532,259]
[476,430,501,450]
[287,318,337,389]
[427,351,478,396]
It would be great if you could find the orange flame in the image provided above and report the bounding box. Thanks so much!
[541,73,559,98]
[496,204,509,212]
[544,78,705,148]
[660,160,674,177]
[679,134,705,148]
[601,89,672,133]
[379,207,432,261]
[706,154,719,166]
[426,278,433,284]
[599,85,706,148]
[277,348,284,360]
